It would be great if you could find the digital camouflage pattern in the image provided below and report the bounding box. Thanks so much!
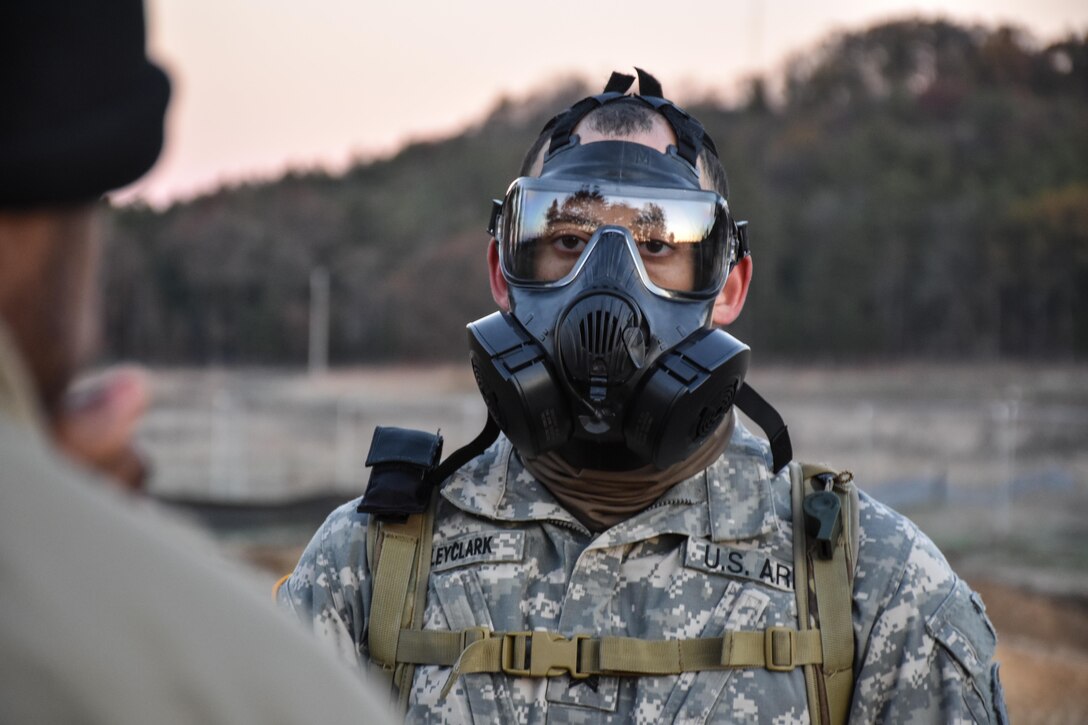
[279,417,1007,723]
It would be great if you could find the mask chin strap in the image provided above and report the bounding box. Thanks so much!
[428,414,501,487]
[734,383,793,474]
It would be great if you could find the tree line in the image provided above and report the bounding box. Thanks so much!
[102,19,1088,365]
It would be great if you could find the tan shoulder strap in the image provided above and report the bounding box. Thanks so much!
[792,462,858,725]
[791,463,823,722]
[365,489,438,713]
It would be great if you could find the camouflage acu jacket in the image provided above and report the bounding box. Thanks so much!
[278,418,1007,723]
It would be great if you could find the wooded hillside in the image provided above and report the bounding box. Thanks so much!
[103,19,1088,364]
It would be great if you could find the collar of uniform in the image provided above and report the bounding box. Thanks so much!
[441,434,588,531]
[442,417,779,544]
[585,417,779,549]
[703,417,780,543]
[0,319,48,437]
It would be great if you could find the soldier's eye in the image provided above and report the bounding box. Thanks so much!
[552,235,587,254]
[639,240,673,257]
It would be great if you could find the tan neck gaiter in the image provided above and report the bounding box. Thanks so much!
[523,414,735,532]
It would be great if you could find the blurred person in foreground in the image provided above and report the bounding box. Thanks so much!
[0,2,392,723]
[278,71,1008,722]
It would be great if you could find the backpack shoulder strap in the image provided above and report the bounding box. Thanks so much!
[366,488,438,712]
[361,418,500,713]
[358,425,443,711]
[790,461,859,725]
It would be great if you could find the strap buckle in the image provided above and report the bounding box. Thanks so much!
[500,631,591,679]
[764,627,797,672]
[459,626,491,651]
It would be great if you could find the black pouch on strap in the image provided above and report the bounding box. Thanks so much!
[358,426,443,520]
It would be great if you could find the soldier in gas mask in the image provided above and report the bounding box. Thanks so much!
[279,70,1007,724]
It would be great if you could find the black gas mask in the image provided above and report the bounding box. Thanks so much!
[468,71,762,471]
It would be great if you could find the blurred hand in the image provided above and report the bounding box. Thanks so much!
[53,366,151,492]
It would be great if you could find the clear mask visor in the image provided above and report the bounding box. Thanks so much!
[498,178,734,297]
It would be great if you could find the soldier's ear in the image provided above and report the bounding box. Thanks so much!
[487,239,510,311]
[712,255,751,326]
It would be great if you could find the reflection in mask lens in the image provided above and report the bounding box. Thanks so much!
[502,183,729,295]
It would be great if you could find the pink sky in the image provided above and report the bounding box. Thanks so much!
[117,0,1087,207]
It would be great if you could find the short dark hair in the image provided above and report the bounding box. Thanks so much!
[517,99,729,199]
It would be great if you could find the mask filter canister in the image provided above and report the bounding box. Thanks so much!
[625,328,749,468]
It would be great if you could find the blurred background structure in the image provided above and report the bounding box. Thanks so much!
[97,2,1088,722]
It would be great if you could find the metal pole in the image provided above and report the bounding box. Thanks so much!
[309,267,330,375]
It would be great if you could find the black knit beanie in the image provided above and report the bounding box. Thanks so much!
[0,0,171,207]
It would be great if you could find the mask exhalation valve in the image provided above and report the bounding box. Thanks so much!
[557,293,645,431]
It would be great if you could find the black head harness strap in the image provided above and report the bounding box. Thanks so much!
[603,70,636,94]
[541,67,719,178]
